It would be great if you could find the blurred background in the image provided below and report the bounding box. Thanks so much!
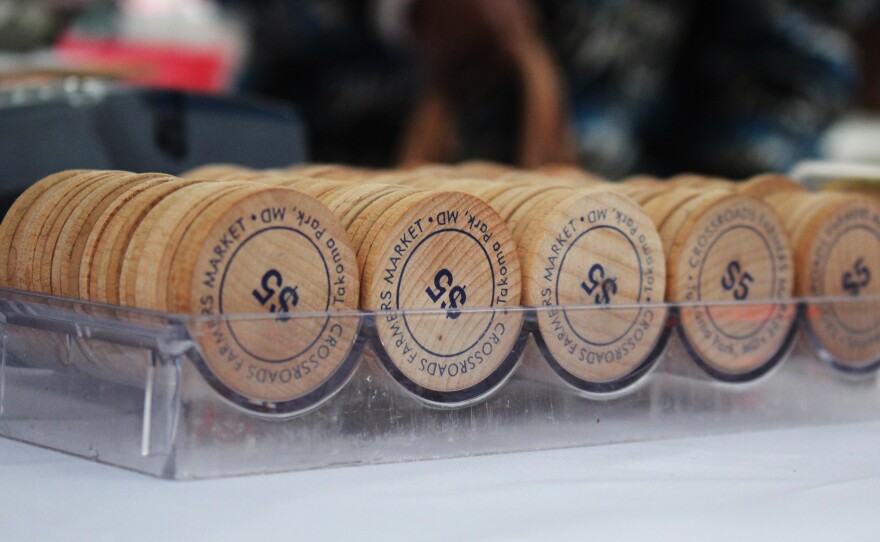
[2,0,880,189]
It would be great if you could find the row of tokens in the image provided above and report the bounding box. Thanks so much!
[2,163,879,417]
[188,163,880,399]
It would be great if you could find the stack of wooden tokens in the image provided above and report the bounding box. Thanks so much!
[5,161,877,415]
[183,165,527,407]
[0,169,362,416]
[619,175,799,381]
[232,164,667,396]
[755,176,880,373]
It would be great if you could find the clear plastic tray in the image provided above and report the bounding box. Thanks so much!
[0,286,878,480]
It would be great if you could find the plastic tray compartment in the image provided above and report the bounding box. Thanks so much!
[0,287,878,479]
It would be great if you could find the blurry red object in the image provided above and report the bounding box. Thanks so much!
[55,33,234,93]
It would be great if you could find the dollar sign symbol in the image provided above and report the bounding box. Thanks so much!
[598,278,617,305]
[444,285,467,320]
[275,286,299,322]
[843,257,871,296]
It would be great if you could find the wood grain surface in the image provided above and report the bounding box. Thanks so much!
[361,190,523,398]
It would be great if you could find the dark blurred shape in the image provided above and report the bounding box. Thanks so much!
[0,82,306,217]
[0,0,74,52]
[236,0,416,167]
[235,0,878,178]
[856,12,880,111]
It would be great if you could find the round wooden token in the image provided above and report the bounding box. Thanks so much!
[491,184,570,221]
[665,193,797,381]
[507,187,574,241]
[431,179,495,195]
[347,187,420,259]
[360,190,524,405]
[668,174,732,190]
[793,196,880,372]
[336,185,406,231]
[36,171,138,293]
[0,169,89,287]
[84,178,206,304]
[621,175,663,187]
[282,179,350,198]
[181,164,255,179]
[19,170,124,292]
[641,189,704,233]
[287,164,365,181]
[53,173,169,298]
[534,163,605,182]
[322,183,398,224]
[737,174,806,199]
[520,190,668,392]
[456,160,514,179]
[166,186,361,415]
[763,191,817,233]
[124,182,250,309]
[603,183,668,206]
[471,180,526,203]
[786,194,851,252]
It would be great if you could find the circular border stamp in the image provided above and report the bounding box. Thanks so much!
[361,191,525,406]
[668,194,798,381]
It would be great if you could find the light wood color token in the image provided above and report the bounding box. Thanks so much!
[360,190,524,406]
[520,190,668,393]
[53,172,170,298]
[737,174,806,199]
[84,178,206,304]
[12,170,121,291]
[347,187,419,263]
[785,195,880,372]
[0,169,88,287]
[166,185,361,415]
[456,160,515,179]
[181,164,255,179]
[664,193,797,381]
[123,182,250,309]
[35,172,138,294]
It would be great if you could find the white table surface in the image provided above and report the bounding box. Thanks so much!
[2,421,879,541]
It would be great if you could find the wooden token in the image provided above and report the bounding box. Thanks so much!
[85,178,206,304]
[534,163,604,182]
[282,179,349,198]
[621,175,663,187]
[507,187,574,240]
[322,183,398,224]
[166,186,361,415]
[287,164,365,181]
[792,196,880,371]
[763,191,817,233]
[641,189,703,233]
[53,173,169,298]
[491,184,570,221]
[821,178,880,199]
[737,174,806,199]
[36,172,137,293]
[17,170,124,292]
[181,164,255,179]
[124,182,249,309]
[665,193,796,380]
[0,169,89,286]
[603,183,668,206]
[668,174,732,190]
[456,160,514,179]
[360,190,524,405]
[347,187,419,258]
[520,190,668,391]
[471,181,525,203]
[336,185,405,230]
[431,179,495,195]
